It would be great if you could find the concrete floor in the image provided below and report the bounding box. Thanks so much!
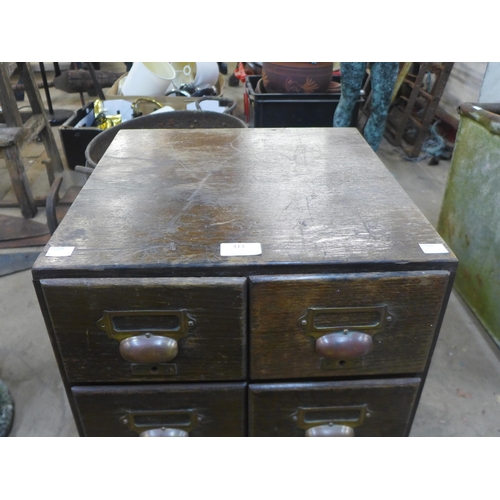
[1,63,500,437]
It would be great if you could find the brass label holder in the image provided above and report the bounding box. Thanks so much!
[96,309,196,342]
[294,405,369,431]
[298,305,389,339]
[121,409,199,435]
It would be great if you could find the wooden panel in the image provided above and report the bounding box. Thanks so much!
[73,382,246,437]
[41,277,247,383]
[0,63,23,127]
[249,378,420,437]
[250,271,450,379]
[32,128,456,280]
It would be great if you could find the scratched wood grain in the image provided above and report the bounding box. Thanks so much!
[32,128,457,279]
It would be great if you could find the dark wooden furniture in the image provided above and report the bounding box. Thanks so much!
[383,62,455,158]
[32,128,457,436]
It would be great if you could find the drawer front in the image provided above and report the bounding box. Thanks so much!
[72,382,246,437]
[41,277,246,383]
[249,378,420,437]
[250,271,450,379]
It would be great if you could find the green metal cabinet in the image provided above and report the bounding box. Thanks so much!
[438,102,500,347]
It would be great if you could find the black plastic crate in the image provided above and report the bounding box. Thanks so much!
[59,96,214,170]
[244,75,361,128]
[59,102,102,170]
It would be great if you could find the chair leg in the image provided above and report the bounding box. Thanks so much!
[4,145,38,218]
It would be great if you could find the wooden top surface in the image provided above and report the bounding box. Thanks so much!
[33,128,457,278]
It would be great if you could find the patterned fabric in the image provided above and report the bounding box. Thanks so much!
[334,62,399,151]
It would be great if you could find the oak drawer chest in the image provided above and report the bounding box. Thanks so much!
[32,128,457,437]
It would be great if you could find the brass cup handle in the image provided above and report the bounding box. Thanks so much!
[305,424,355,437]
[119,333,178,364]
[315,330,373,359]
[140,427,189,437]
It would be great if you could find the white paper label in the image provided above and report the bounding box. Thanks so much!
[419,243,449,254]
[46,246,75,257]
[220,243,262,256]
